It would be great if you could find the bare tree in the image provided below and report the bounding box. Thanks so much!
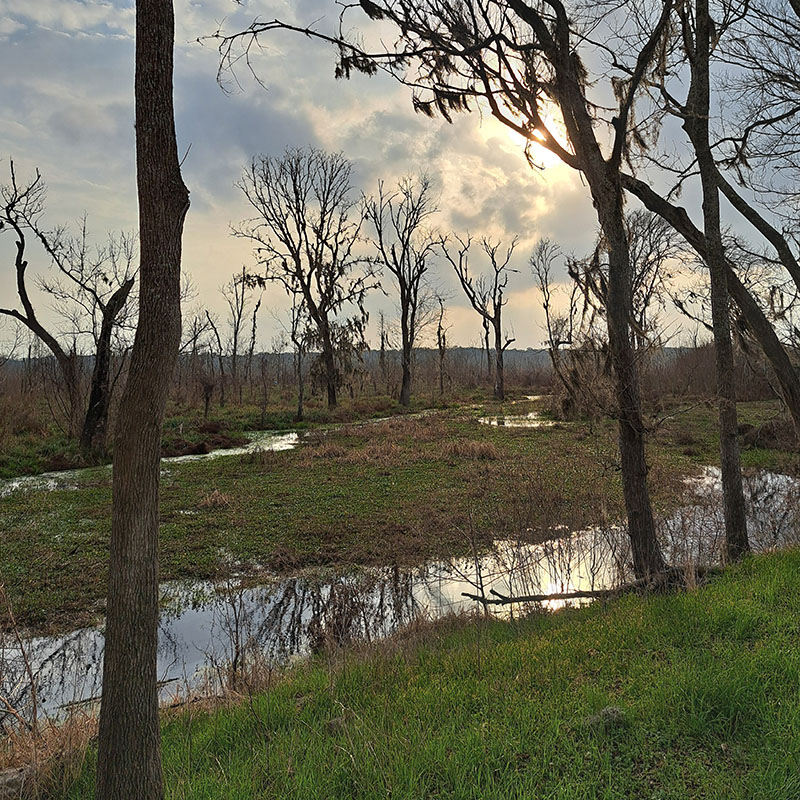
[443,235,517,401]
[366,175,439,406]
[0,163,136,455]
[96,1,190,796]
[435,294,450,396]
[220,265,259,403]
[236,147,375,408]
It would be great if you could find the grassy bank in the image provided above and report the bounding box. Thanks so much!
[0,392,466,479]
[0,399,795,633]
[53,549,800,799]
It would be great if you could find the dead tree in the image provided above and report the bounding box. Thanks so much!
[443,235,517,401]
[365,175,439,407]
[236,147,375,409]
[96,0,190,796]
[0,164,136,455]
[435,294,450,396]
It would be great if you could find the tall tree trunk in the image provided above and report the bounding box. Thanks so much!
[295,351,305,421]
[482,317,491,379]
[399,307,412,407]
[621,172,800,436]
[321,328,337,408]
[493,322,505,401]
[96,1,189,797]
[598,185,667,580]
[685,0,749,561]
[399,351,412,406]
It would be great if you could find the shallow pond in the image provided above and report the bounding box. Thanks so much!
[2,467,797,725]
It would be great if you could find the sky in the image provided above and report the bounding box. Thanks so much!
[0,0,646,353]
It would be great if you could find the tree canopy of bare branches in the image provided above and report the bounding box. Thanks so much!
[236,146,376,408]
[366,175,439,406]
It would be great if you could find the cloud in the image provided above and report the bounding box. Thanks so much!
[0,0,609,350]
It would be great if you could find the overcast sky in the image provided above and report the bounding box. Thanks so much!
[0,0,654,352]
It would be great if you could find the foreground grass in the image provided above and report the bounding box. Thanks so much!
[58,550,800,799]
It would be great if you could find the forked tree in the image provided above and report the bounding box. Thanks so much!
[443,235,517,401]
[366,175,439,406]
[0,166,136,456]
[96,0,190,796]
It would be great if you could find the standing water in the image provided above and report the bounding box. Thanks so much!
[2,467,798,724]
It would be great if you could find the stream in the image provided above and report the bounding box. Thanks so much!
[2,466,798,726]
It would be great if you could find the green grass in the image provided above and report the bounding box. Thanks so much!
[0,392,467,478]
[2,398,797,634]
[58,550,800,799]
[0,401,699,633]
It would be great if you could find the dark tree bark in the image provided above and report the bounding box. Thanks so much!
[95,0,189,796]
[681,0,749,561]
[80,277,135,457]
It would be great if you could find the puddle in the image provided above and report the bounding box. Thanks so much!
[0,430,300,498]
[478,410,556,428]
[2,467,797,724]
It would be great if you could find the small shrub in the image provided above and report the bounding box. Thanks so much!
[198,489,232,510]
[440,440,501,460]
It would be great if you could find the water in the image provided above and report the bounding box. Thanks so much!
[0,430,300,498]
[2,467,797,726]
[478,410,556,428]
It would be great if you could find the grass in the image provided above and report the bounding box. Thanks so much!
[51,549,800,799]
[0,392,467,479]
[0,397,703,634]
[2,397,797,634]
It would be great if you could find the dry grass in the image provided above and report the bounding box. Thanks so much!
[0,713,97,794]
[198,489,232,510]
[439,440,501,460]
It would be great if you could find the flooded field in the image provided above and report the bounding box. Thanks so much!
[2,467,797,726]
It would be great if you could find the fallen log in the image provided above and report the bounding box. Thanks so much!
[461,565,718,606]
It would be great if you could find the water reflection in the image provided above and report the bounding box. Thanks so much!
[478,410,556,428]
[0,431,300,498]
[2,467,799,728]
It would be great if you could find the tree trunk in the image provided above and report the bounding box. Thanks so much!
[685,0,749,561]
[482,317,491,379]
[80,278,135,458]
[493,323,505,401]
[598,182,667,580]
[95,1,189,797]
[321,325,337,409]
[295,352,305,422]
[621,172,800,436]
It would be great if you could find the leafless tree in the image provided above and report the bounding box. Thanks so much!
[0,163,136,456]
[236,147,375,408]
[366,175,439,406]
[220,265,260,403]
[96,0,190,796]
[443,235,517,401]
[435,294,450,396]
